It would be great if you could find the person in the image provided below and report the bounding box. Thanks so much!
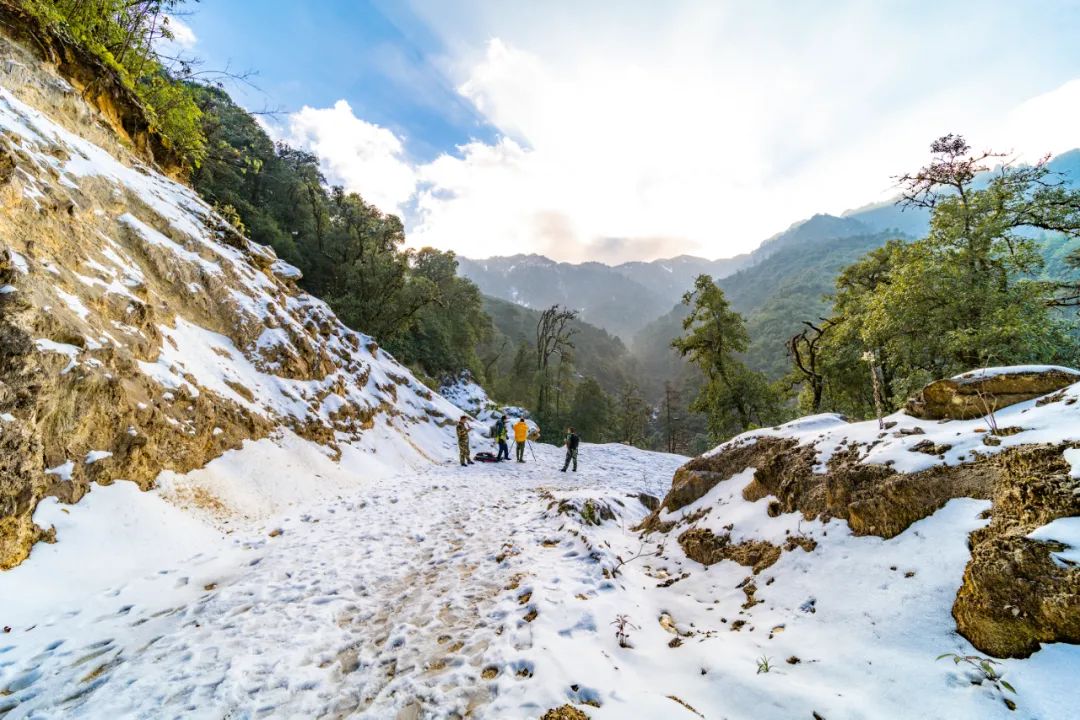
[494,414,510,461]
[560,426,580,472]
[456,416,473,467]
[513,418,529,462]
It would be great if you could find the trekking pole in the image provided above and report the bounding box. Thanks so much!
[527,439,537,461]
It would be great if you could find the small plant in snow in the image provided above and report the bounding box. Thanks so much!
[582,500,597,525]
[973,385,1000,435]
[937,653,1017,709]
[756,655,773,674]
[611,614,639,648]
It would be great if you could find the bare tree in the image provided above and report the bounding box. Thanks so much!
[662,381,682,453]
[534,305,577,415]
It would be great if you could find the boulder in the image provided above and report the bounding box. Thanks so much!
[952,444,1080,657]
[905,366,1080,420]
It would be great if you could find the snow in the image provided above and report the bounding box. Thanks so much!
[701,374,1080,475]
[270,258,303,279]
[84,450,112,464]
[0,284,15,294]
[0,436,677,717]
[54,287,91,320]
[7,249,28,274]
[1028,517,1080,566]
[952,365,1080,382]
[0,481,236,629]
[33,338,80,374]
[1,434,1074,718]
[43,460,74,482]
[1063,447,1080,479]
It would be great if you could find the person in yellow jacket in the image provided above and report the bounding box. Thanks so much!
[513,418,529,462]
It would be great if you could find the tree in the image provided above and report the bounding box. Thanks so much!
[786,319,834,414]
[672,275,778,440]
[660,381,683,453]
[821,135,1080,412]
[570,377,611,443]
[534,305,578,415]
[615,382,650,446]
[27,0,209,166]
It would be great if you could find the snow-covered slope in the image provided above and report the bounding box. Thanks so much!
[440,371,539,438]
[0,33,462,568]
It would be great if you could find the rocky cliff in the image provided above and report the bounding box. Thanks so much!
[0,29,459,568]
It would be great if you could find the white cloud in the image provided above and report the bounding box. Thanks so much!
[395,2,1080,262]
[282,101,418,216]
[277,3,1080,262]
[163,15,197,49]
[993,79,1080,161]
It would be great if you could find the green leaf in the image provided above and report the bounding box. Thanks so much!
[1000,680,1016,694]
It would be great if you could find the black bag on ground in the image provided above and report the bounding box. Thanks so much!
[474,451,499,463]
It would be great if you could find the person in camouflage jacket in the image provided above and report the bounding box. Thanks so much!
[456,416,473,466]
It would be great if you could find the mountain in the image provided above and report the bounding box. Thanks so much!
[459,214,893,341]
[633,231,900,393]
[458,253,751,340]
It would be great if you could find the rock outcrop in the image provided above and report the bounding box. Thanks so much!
[905,366,1080,420]
[0,30,456,568]
[953,444,1080,657]
[645,378,1080,658]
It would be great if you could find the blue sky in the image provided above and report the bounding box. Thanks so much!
[183,0,497,161]
[178,1,1080,262]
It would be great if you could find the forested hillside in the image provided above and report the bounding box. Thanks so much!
[458,252,750,340]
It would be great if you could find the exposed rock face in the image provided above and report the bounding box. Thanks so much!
[953,444,1080,657]
[646,424,1079,658]
[906,366,1080,420]
[643,436,995,539]
[0,32,455,568]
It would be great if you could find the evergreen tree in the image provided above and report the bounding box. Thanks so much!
[570,377,611,443]
[673,275,779,440]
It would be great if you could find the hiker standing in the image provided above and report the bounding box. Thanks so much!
[456,416,473,466]
[560,426,580,472]
[494,414,511,462]
[513,418,529,463]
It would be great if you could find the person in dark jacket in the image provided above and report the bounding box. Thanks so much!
[456,416,473,466]
[560,426,579,472]
[494,415,510,461]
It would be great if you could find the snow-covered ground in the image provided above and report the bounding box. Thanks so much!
[1,432,1076,719]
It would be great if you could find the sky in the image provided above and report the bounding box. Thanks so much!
[178,1,1080,264]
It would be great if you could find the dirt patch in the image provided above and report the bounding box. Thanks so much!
[541,706,590,720]
[677,528,781,574]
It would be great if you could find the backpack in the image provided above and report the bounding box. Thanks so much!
[474,451,499,463]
